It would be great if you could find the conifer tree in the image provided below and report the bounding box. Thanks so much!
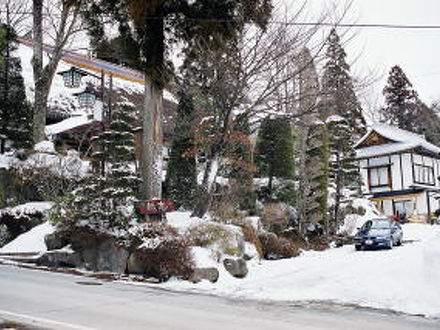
[320,29,365,135]
[381,65,419,131]
[256,116,295,200]
[0,23,32,153]
[69,106,141,229]
[327,116,361,233]
[296,121,329,234]
[164,88,197,210]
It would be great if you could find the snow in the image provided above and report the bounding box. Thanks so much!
[166,211,203,234]
[0,153,17,169]
[45,115,94,137]
[339,198,382,236]
[0,202,54,218]
[34,141,56,153]
[0,221,54,253]
[17,43,177,121]
[356,123,440,159]
[158,223,440,318]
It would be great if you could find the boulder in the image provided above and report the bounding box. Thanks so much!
[189,268,219,283]
[223,258,248,278]
[70,228,129,273]
[45,231,69,250]
[37,250,81,268]
[80,239,129,273]
[127,251,147,275]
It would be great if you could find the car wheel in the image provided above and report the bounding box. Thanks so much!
[396,239,402,246]
[355,245,362,251]
[387,239,393,249]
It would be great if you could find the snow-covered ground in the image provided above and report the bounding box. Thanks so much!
[3,209,439,317]
[160,215,440,318]
[0,221,54,254]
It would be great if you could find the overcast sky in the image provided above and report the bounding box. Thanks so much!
[283,0,440,113]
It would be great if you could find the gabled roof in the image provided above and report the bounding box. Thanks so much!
[355,123,440,159]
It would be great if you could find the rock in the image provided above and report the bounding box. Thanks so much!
[127,251,147,275]
[189,268,219,283]
[37,250,81,268]
[223,258,248,278]
[81,239,129,273]
[45,231,69,250]
[70,228,129,273]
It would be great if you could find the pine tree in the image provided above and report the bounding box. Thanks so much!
[418,101,440,146]
[164,88,197,210]
[327,116,361,233]
[381,65,419,131]
[69,106,141,230]
[320,29,365,135]
[256,116,295,201]
[0,23,32,153]
[296,121,329,234]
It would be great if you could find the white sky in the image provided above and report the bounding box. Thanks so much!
[282,0,440,111]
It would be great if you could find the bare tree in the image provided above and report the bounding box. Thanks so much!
[32,0,83,143]
[189,8,329,217]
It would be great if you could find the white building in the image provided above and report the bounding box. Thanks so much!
[355,124,440,222]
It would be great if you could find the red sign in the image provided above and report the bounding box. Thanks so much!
[136,200,175,215]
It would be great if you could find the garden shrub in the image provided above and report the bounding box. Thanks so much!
[261,203,290,235]
[131,221,194,281]
[241,224,263,259]
[258,232,299,260]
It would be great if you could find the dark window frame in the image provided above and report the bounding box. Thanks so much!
[413,163,435,186]
[368,165,392,188]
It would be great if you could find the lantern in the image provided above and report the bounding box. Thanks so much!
[57,66,87,88]
[74,87,97,108]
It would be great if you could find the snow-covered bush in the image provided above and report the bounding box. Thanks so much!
[130,222,194,281]
[0,202,53,247]
[258,232,299,260]
[186,222,244,259]
[10,145,87,201]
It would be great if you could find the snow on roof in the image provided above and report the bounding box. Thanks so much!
[17,42,178,119]
[45,115,94,137]
[355,123,440,159]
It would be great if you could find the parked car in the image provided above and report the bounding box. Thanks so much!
[354,219,403,251]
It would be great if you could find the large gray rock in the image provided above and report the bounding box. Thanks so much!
[223,258,248,278]
[81,239,129,273]
[45,231,69,250]
[70,228,129,274]
[127,251,147,275]
[189,268,219,283]
[37,250,81,268]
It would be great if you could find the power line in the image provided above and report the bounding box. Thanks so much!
[2,9,440,30]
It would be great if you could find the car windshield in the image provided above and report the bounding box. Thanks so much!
[370,220,390,229]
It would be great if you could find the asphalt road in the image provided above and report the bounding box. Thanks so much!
[0,264,439,330]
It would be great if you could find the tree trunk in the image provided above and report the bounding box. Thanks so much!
[32,0,45,143]
[192,155,219,218]
[140,80,163,200]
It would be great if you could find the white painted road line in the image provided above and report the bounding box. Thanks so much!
[0,310,94,330]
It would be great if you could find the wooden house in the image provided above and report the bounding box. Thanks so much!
[355,124,440,222]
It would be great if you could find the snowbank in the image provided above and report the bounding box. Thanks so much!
[157,223,440,318]
[0,221,54,253]
[339,198,381,236]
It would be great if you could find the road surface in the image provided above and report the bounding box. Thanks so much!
[0,264,438,330]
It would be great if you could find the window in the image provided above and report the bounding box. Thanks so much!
[368,166,391,188]
[413,164,435,185]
